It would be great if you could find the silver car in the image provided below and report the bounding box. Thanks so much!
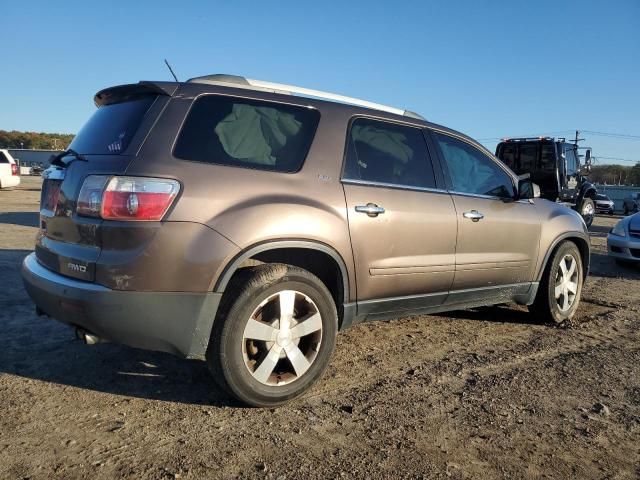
[608,212,640,264]
[594,194,614,215]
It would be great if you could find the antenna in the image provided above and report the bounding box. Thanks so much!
[164,59,179,82]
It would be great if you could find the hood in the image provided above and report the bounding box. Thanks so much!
[629,213,640,232]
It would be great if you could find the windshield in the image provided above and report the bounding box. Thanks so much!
[69,96,157,154]
[596,194,609,200]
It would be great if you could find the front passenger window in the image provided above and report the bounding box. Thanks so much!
[433,132,515,199]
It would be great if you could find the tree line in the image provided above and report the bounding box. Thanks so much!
[589,163,640,186]
[1,129,639,185]
[0,130,74,150]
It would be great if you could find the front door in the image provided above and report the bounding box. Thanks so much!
[342,117,457,313]
[430,130,541,301]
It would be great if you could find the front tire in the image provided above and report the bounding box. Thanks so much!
[580,198,595,227]
[206,264,338,407]
[529,241,584,324]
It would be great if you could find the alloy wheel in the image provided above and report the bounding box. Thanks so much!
[555,254,579,311]
[242,290,323,386]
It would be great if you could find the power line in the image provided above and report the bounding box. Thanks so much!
[476,130,574,141]
[582,130,640,140]
[477,129,640,142]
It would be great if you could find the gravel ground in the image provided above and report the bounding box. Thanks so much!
[1,177,639,479]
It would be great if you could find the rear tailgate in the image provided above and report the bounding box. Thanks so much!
[36,82,175,281]
[37,156,133,281]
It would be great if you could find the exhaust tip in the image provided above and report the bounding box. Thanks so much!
[75,328,103,345]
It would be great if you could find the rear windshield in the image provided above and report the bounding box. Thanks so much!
[173,95,320,173]
[69,96,157,154]
[497,142,557,172]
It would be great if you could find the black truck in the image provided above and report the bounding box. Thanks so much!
[496,137,597,227]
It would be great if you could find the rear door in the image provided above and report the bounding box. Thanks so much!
[429,130,541,301]
[342,117,457,313]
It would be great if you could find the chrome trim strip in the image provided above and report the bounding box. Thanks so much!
[449,190,508,201]
[23,253,109,292]
[341,180,527,203]
[341,178,448,195]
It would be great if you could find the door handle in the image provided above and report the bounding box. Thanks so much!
[355,203,385,217]
[463,210,484,222]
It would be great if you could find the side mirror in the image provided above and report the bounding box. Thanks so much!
[585,149,592,164]
[518,178,540,199]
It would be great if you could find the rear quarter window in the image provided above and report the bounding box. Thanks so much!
[173,95,320,173]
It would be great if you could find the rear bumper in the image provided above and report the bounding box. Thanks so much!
[0,175,20,188]
[607,234,640,262]
[21,253,221,359]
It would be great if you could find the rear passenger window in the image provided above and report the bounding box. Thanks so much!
[174,96,320,172]
[342,117,436,189]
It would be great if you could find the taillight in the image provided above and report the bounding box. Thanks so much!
[77,176,109,217]
[77,176,180,221]
[11,163,18,176]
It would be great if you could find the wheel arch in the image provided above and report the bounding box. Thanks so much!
[214,239,351,311]
[576,182,598,207]
[536,233,590,282]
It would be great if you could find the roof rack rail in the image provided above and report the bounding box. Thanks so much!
[186,74,425,120]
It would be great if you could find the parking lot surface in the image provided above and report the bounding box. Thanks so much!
[1,177,639,479]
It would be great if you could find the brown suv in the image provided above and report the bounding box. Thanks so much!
[22,74,590,406]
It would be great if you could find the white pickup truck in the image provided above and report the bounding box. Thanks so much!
[0,149,21,189]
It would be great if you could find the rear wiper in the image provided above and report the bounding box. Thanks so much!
[49,149,88,168]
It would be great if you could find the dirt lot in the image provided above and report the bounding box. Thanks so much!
[1,177,639,479]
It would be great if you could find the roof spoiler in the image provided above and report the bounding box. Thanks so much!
[94,81,178,107]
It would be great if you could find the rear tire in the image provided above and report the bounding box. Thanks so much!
[206,264,338,407]
[529,241,584,324]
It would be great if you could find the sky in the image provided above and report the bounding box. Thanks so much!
[1,0,639,165]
